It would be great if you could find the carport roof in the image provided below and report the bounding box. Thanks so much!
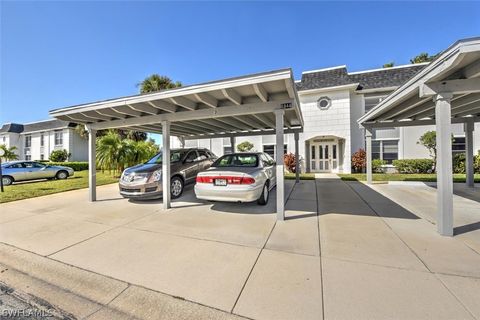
[358,37,480,128]
[49,68,303,139]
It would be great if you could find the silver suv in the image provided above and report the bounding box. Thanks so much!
[119,148,216,200]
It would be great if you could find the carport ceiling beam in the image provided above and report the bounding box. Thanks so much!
[169,96,197,111]
[86,100,292,131]
[221,88,242,105]
[194,93,218,108]
[420,78,480,97]
[148,100,177,113]
[253,84,269,102]
[129,103,160,115]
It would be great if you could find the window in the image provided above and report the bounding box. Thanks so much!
[197,150,209,161]
[317,96,332,110]
[223,146,233,155]
[2,136,5,143]
[364,94,389,113]
[54,130,63,146]
[40,154,45,160]
[452,137,466,154]
[25,155,31,161]
[213,154,259,167]
[8,163,24,169]
[40,133,45,147]
[262,144,287,159]
[25,135,32,148]
[146,150,187,164]
[185,151,198,163]
[371,140,398,164]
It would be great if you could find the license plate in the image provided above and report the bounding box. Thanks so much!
[214,179,227,186]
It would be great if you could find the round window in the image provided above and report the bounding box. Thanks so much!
[317,96,331,110]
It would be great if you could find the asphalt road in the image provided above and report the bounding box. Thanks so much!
[0,282,66,320]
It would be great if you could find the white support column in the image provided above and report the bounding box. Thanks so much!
[162,120,171,210]
[365,127,373,185]
[86,126,96,202]
[230,136,236,153]
[465,120,475,188]
[435,93,454,236]
[294,131,300,183]
[275,109,285,221]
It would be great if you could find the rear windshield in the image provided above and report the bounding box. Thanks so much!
[146,150,187,164]
[212,154,259,167]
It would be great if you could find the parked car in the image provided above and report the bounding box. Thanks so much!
[119,148,217,200]
[194,152,276,205]
[0,161,74,185]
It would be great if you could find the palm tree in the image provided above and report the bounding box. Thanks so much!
[0,145,19,161]
[138,74,182,93]
[96,131,159,175]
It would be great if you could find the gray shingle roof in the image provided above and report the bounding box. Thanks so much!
[0,119,75,134]
[296,64,427,92]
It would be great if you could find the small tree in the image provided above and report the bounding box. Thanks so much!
[410,52,438,64]
[417,130,437,164]
[236,141,254,152]
[50,149,70,162]
[383,62,395,68]
[0,145,19,161]
[351,148,366,173]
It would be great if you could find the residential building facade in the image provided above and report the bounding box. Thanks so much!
[0,119,88,161]
[174,63,480,173]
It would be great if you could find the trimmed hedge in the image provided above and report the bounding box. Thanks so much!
[393,159,434,174]
[452,153,480,174]
[47,162,88,171]
[372,159,387,173]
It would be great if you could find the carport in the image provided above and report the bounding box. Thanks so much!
[49,69,303,220]
[358,37,480,236]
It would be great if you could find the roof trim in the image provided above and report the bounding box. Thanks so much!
[298,83,359,95]
[301,65,347,75]
[348,62,429,75]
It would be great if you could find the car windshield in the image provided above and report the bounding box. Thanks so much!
[146,150,187,164]
[212,154,259,167]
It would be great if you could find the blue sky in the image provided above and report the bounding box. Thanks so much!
[1,1,479,125]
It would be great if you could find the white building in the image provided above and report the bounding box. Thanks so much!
[0,119,88,161]
[176,63,480,173]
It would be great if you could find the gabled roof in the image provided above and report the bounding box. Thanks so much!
[0,119,75,134]
[296,63,428,92]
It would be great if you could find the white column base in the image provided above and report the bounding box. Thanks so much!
[162,120,171,210]
[275,109,285,221]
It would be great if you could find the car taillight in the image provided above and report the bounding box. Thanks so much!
[196,176,255,184]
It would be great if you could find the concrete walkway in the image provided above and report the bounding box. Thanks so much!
[0,178,479,319]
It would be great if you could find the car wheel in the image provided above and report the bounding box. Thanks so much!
[2,176,13,186]
[257,182,269,205]
[170,176,184,199]
[56,170,69,180]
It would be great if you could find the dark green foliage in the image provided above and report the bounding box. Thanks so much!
[48,162,89,171]
[372,159,387,173]
[393,159,434,174]
[50,149,70,162]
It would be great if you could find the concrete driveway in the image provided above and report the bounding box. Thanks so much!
[0,178,479,320]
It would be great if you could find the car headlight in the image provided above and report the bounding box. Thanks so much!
[151,170,162,182]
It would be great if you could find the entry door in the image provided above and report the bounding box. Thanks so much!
[310,143,338,172]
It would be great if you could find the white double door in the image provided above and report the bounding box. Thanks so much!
[311,142,338,172]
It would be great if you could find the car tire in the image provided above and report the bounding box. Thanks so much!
[170,176,184,199]
[257,182,269,205]
[2,176,13,186]
[56,170,69,180]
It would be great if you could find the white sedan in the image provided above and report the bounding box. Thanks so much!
[194,152,276,205]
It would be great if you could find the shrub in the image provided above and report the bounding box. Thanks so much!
[475,151,480,173]
[284,153,297,173]
[372,159,387,173]
[236,141,254,152]
[393,159,434,174]
[452,153,466,174]
[351,149,366,173]
[48,161,88,171]
[50,149,70,162]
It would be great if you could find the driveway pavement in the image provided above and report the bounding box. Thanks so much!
[0,178,479,320]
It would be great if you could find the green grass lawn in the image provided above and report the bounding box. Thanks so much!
[338,173,480,183]
[285,173,316,180]
[0,171,119,203]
